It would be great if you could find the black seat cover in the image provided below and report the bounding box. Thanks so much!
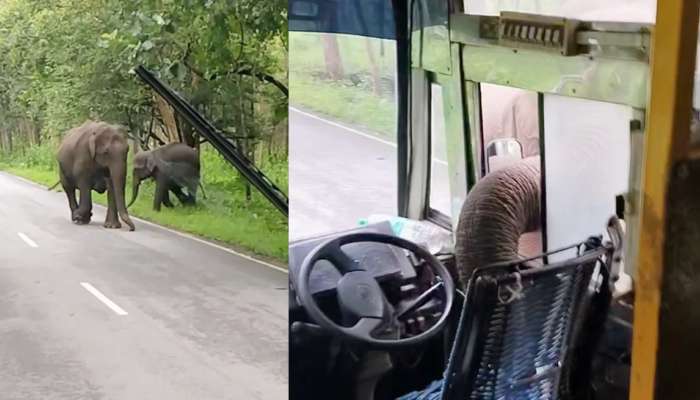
[428,238,612,400]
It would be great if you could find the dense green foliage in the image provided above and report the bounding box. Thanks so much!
[0,0,288,262]
[0,0,287,144]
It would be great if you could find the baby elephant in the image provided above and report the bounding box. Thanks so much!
[127,143,202,211]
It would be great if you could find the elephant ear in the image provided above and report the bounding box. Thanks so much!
[88,131,110,160]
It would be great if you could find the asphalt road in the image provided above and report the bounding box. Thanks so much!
[0,172,288,400]
[289,108,450,241]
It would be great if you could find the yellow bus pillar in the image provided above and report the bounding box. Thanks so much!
[630,0,700,398]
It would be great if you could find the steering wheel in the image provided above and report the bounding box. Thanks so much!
[295,232,455,348]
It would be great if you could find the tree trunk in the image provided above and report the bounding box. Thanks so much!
[322,34,344,80]
[179,73,199,149]
[19,119,28,146]
[32,121,41,146]
[365,37,382,96]
[178,115,196,148]
[271,117,288,157]
[132,134,140,157]
[152,123,170,146]
[0,129,8,153]
[154,95,180,143]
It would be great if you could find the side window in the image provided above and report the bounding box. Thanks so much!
[480,83,539,174]
[479,84,543,258]
[429,84,451,218]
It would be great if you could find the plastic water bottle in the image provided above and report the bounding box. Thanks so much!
[358,214,453,255]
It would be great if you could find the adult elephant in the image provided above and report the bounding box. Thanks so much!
[57,120,135,231]
[127,142,202,211]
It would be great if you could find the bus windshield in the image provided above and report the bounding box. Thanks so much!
[289,30,399,240]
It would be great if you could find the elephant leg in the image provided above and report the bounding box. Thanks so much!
[170,185,193,206]
[65,188,78,214]
[153,179,168,211]
[188,183,199,203]
[73,181,93,224]
[59,169,78,214]
[103,177,121,229]
[162,189,174,208]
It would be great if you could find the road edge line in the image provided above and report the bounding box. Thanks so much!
[290,106,398,148]
[289,106,448,166]
[128,216,288,274]
[3,173,47,189]
[2,171,288,274]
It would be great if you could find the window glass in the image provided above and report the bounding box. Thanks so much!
[463,0,656,23]
[429,84,451,217]
[481,84,539,173]
[289,32,398,240]
[480,83,543,258]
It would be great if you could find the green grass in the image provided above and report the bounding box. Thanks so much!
[289,32,398,139]
[0,143,288,264]
[290,77,397,136]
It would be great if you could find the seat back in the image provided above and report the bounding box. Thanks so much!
[440,238,613,400]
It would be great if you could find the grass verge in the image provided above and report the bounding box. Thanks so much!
[0,143,288,265]
[289,32,397,139]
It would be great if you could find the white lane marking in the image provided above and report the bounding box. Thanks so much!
[290,106,448,166]
[80,282,128,316]
[17,232,38,248]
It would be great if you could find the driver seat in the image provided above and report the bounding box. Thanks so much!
[398,236,614,400]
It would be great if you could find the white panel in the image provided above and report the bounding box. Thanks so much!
[543,95,631,261]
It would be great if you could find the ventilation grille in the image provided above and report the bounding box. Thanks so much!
[498,12,580,56]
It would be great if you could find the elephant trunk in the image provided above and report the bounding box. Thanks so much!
[127,174,141,209]
[455,157,541,286]
[111,164,136,231]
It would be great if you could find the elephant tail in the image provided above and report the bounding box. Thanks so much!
[198,181,207,200]
[47,180,61,191]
